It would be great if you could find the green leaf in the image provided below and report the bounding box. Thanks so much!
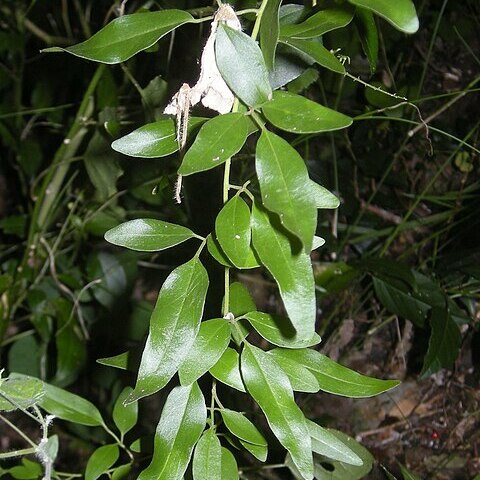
[179,113,249,175]
[229,282,256,317]
[43,10,193,63]
[239,440,268,462]
[280,37,346,74]
[281,5,355,39]
[216,24,272,107]
[127,257,209,403]
[355,9,378,74]
[251,203,316,340]
[138,384,206,480]
[8,459,42,479]
[207,233,260,269]
[97,351,130,370]
[270,349,399,397]
[241,343,313,480]
[312,236,326,250]
[420,307,462,378]
[262,91,352,134]
[399,464,423,480]
[113,387,138,436]
[215,196,252,268]
[220,409,267,446]
[309,180,340,209]
[178,319,231,385]
[256,130,317,250]
[112,464,132,480]
[347,0,419,34]
[243,311,320,349]
[85,444,119,480]
[260,0,282,70]
[307,421,362,465]
[105,219,196,252]
[192,430,222,480]
[266,350,320,393]
[209,347,245,392]
[0,376,44,412]
[221,448,239,480]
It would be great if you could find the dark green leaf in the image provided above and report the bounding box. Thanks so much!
[216,24,272,107]
[209,347,245,392]
[347,0,419,34]
[179,113,249,175]
[192,430,222,480]
[128,257,209,403]
[355,9,378,74]
[260,0,282,70]
[138,384,206,480]
[221,448,239,480]
[309,180,340,209]
[43,10,193,63]
[0,376,44,412]
[113,387,138,436]
[220,409,267,446]
[105,219,196,252]
[241,343,313,479]
[112,464,132,480]
[85,444,119,480]
[178,319,231,385]
[262,91,352,134]
[207,233,260,269]
[97,351,130,371]
[399,464,422,480]
[8,336,41,378]
[229,282,257,317]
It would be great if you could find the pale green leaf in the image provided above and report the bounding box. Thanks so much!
[0,376,44,412]
[240,440,268,462]
[221,448,239,480]
[113,387,138,436]
[209,347,245,392]
[309,180,340,209]
[192,430,222,480]
[220,409,267,446]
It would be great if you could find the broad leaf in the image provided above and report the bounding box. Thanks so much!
[178,319,231,385]
[251,203,316,340]
[209,347,246,392]
[128,257,209,403]
[309,180,340,209]
[0,376,44,412]
[105,219,195,252]
[355,9,378,74]
[113,387,138,436]
[221,448,239,480]
[260,0,282,70]
[262,91,352,134]
[220,409,267,446]
[207,233,260,269]
[43,10,193,63]
[192,430,222,480]
[229,282,257,317]
[243,311,320,348]
[138,384,206,480]
[179,113,249,175]
[216,24,272,107]
[85,444,119,480]
[269,348,399,398]
[347,0,419,34]
[241,343,313,480]
[256,130,317,250]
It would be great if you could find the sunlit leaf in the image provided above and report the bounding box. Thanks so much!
[220,409,267,446]
[221,448,239,480]
[192,429,222,480]
[0,376,44,412]
[209,348,245,392]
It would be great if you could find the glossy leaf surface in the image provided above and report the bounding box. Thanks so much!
[85,444,119,480]
[44,10,193,63]
[0,376,44,412]
[138,384,206,480]
[192,429,222,480]
[209,347,245,392]
[263,91,352,134]
[105,219,195,252]
[128,257,208,403]
[240,440,268,462]
[309,180,340,209]
[216,24,272,107]
[220,409,267,446]
[113,387,138,436]
[241,343,313,479]
[207,233,260,269]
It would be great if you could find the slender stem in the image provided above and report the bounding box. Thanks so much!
[102,422,133,462]
[0,447,36,459]
[250,0,268,41]
[0,413,38,448]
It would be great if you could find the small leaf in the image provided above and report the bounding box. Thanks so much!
[105,219,196,252]
[113,387,138,436]
[399,464,423,480]
[192,430,222,480]
[220,409,267,446]
[240,440,268,462]
[355,9,378,74]
[347,0,419,34]
[178,319,231,385]
[97,351,130,371]
[43,10,193,63]
[112,464,132,480]
[229,282,257,317]
[128,257,209,403]
[138,384,206,480]
[260,0,282,70]
[312,236,326,250]
[221,448,239,480]
[241,343,313,479]
[256,130,317,250]
[0,376,44,412]
[216,24,272,107]
[179,113,249,175]
[243,311,320,348]
[8,459,42,479]
[309,180,340,209]
[207,233,260,269]
[85,444,119,480]
[209,347,245,392]
[262,91,352,134]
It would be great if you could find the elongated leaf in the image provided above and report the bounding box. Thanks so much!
[355,9,378,74]
[281,6,355,39]
[280,37,345,74]
[260,0,282,70]
[220,409,267,446]
[347,0,419,34]
[241,343,313,479]
[0,376,44,412]
[256,130,317,250]
[420,307,461,378]
[216,24,272,107]
[128,257,209,403]
[97,351,130,370]
[138,384,206,480]
[270,349,399,398]
[229,282,256,317]
[221,448,239,480]
[262,91,352,134]
[178,319,231,385]
[243,311,320,348]
[307,421,362,465]
[399,464,422,480]
[179,113,249,175]
[215,196,252,268]
[240,440,268,462]
[113,387,138,436]
[105,219,195,252]
[209,347,245,392]
[192,430,222,480]
[85,444,119,480]
[309,181,340,209]
[207,233,260,269]
[43,10,193,63]
[251,203,316,340]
